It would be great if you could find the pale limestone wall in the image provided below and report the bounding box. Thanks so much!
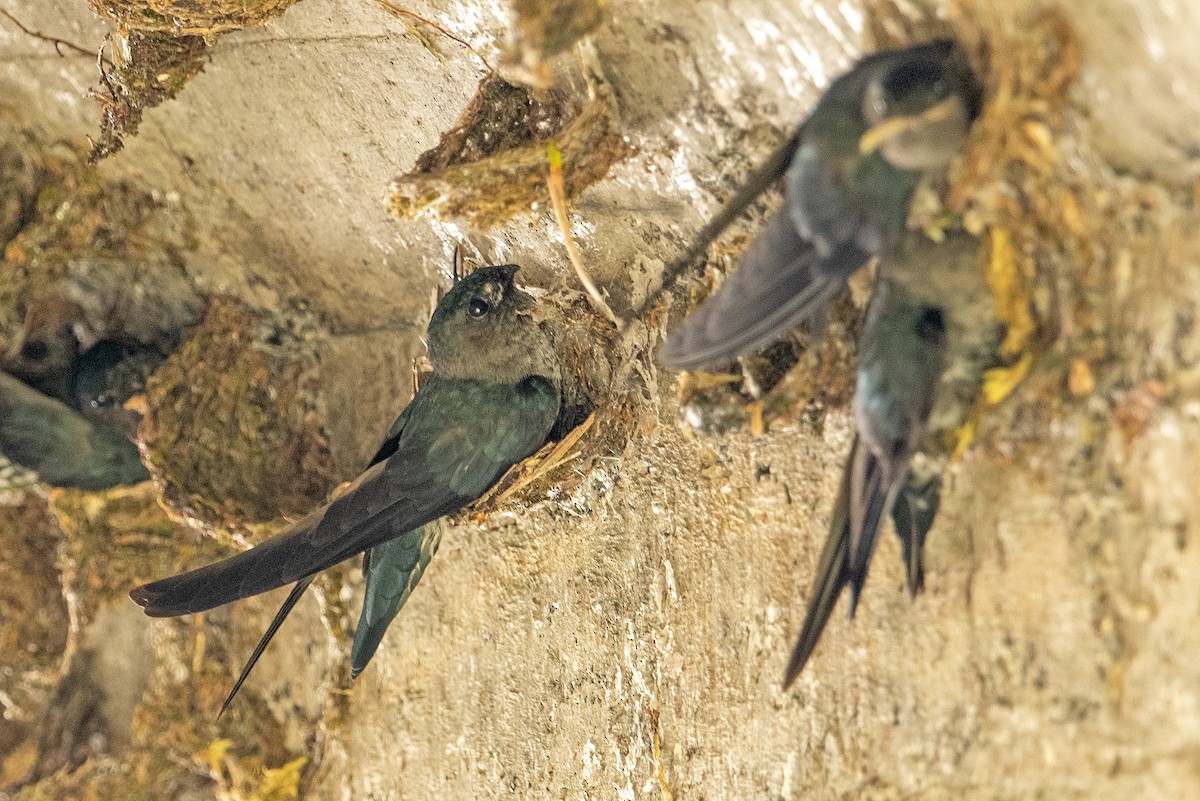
[2,1,1199,799]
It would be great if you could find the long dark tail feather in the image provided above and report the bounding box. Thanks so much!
[846,447,891,619]
[783,444,854,688]
[130,506,326,617]
[639,129,803,316]
[219,575,315,718]
[784,435,904,687]
[890,490,924,597]
[662,210,865,370]
[891,472,942,597]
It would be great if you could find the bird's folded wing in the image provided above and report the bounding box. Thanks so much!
[662,209,867,370]
[131,375,559,617]
[351,524,443,677]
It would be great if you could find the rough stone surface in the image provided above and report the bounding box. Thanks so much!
[1,1,1199,800]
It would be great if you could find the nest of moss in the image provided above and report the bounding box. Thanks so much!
[388,72,629,229]
[504,0,609,87]
[141,297,336,530]
[0,495,69,757]
[89,0,302,34]
[0,479,310,800]
[0,129,205,409]
[86,0,303,159]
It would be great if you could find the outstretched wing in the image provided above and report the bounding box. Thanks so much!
[350,524,443,678]
[661,208,868,370]
[131,374,559,617]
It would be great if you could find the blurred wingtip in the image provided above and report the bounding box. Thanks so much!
[658,327,730,373]
[129,585,150,608]
[129,583,171,617]
[782,633,817,690]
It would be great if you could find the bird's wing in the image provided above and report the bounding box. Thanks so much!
[130,375,559,617]
[889,470,942,597]
[0,371,147,490]
[0,371,87,467]
[366,393,417,467]
[782,437,855,688]
[350,524,443,678]
[785,136,862,254]
[844,432,895,616]
[782,433,894,687]
[644,128,803,311]
[215,403,428,713]
[661,208,868,369]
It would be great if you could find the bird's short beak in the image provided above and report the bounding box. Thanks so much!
[858,95,961,155]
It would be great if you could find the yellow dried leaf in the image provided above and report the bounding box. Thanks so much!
[1021,121,1055,164]
[949,417,977,460]
[200,738,232,774]
[1068,358,1095,396]
[986,228,1036,358]
[249,756,308,801]
[982,352,1034,406]
[747,401,765,437]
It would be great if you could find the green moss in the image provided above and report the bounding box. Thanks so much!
[143,298,336,528]
[388,75,629,229]
[505,0,609,85]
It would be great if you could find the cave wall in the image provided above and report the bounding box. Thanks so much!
[1,0,1199,799]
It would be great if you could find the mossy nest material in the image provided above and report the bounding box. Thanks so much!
[7,611,303,801]
[0,496,69,743]
[0,133,42,250]
[388,73,629,230]
[89,0,302,34]
[0,131,205,402]
[505,0,609,87]
[86,0,303,159]
[142,297,336,529]
[90,30,208,161]
[48,484,228,624]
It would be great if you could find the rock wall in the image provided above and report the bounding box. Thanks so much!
[1,0,1199,799]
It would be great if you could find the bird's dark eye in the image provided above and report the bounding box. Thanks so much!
[468,298,490,318]
[917,307,946,340]
[93,393,115,409]
[20,340,48,361]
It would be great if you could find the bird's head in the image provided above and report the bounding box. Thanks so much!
[858,40,981,172]
[426,264,560,384]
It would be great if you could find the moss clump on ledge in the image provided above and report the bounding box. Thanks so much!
[86,0,304,159]
[387,73,629,230]
[142,297,336,529]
